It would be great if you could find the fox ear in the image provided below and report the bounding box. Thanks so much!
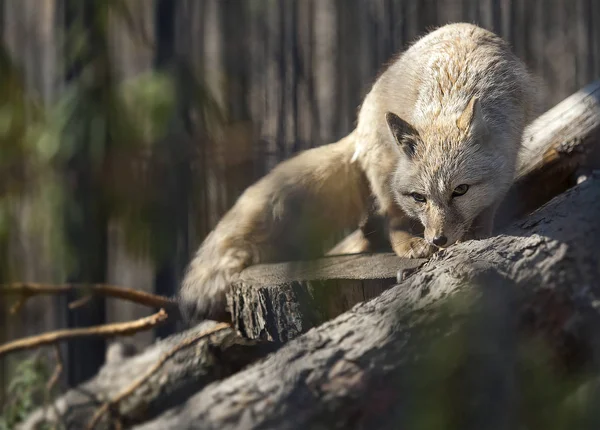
[386,112,419,158]
[457,96,487,136]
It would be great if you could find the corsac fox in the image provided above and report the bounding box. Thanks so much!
[178,23,537,323]
[354,22,537,257]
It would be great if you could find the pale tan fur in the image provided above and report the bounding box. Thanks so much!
[178,133,371,322]
[354,23,538,256]
[179,23,538,322]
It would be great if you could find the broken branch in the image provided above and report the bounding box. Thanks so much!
[1,283,177,314]
[0,309,169,358]
[85,322,231,430]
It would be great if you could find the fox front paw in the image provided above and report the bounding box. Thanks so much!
[407,237,437,259]
[392,236,437,259]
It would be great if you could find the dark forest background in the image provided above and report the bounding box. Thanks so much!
[1,0,600,421]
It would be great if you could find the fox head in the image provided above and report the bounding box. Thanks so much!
[386,96,516,248]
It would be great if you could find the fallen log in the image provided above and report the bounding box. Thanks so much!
[132,172,600,430]
[18,321,277,430]
[497,79,600,226]
[231,80,600,341]
[16,258,423,430]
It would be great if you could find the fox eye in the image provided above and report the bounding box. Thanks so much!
[452,184,469,197]
[411,192,426,203]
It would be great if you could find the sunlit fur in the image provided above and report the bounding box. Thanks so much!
[354,23,538,250]
[178,134,371,322]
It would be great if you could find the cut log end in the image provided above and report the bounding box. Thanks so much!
[231,253,425,342]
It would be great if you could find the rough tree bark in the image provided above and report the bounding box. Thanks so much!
[131,172,600,430]
[18,321,277,429]
[231,253,425,342]
[496,80,600,225]
[17,256,422,430]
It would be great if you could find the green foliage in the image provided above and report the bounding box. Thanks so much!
[0,355,52,429]
[0,42,67,282]
[120,71,178,143]
[0,46,47,195]
[0,0,227,277]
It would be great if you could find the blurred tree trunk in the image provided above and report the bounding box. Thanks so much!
[220,0,257,205]
[104,0,156,351]
[152,0,190,338]
[62,0,108,385]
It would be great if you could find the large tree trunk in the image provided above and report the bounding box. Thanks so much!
[132,172,600,430]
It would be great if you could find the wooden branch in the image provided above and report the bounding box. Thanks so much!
[46,345,63,393]
[0,310,168,357]
[19,321,279,430]
[1,283,177,314]
[85,322,231,430]
[132,173,600,430]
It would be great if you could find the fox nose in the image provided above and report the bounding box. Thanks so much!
[432,235,447,247]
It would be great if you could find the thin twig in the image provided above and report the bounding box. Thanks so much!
[46,344,64,393]
[9,297,27,314]
[44,345,66,428]
[1,283,177,313]
[68,295,93,310]
[0,309,169,357]
[86,322,231,430]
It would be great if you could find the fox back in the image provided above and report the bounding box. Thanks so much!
[178,134,370,322]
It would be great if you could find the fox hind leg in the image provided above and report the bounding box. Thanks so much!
[177,246,253,324]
